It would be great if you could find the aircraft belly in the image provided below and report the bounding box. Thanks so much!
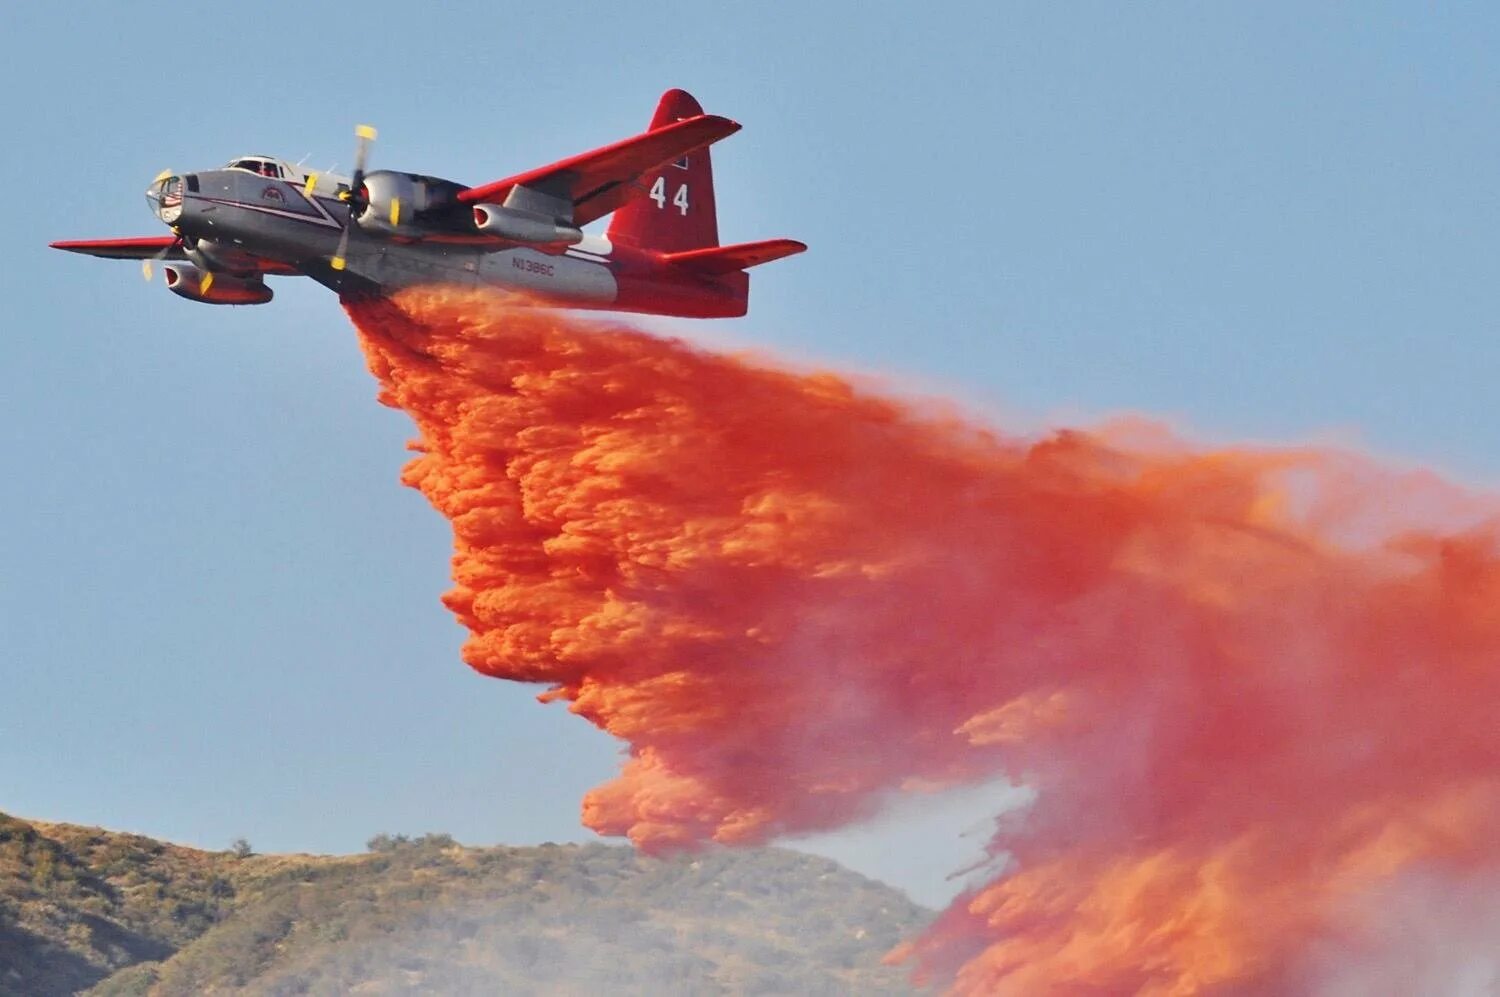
[338,245,617,303]
[476,248,617,303]
[366,246,480,289]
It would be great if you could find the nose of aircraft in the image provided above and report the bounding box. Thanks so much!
[145,171,185,225]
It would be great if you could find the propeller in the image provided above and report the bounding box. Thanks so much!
[142,169,180,281]
[140,234,185,283]
[331,124,377,272]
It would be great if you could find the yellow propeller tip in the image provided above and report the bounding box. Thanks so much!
[330,257,347,271]
[153,169,174,183]
[355,125,377,141]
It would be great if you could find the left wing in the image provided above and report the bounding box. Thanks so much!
[51,237,299,276]
[50,236,186,260]
[456,114,741,227]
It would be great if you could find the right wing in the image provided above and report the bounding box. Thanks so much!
[50,236,186,260]
[455,114,741,227]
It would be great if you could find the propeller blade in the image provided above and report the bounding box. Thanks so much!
[141,237,183,283]
[331,224,351,272]
[201,271,214,295]
[302,172,319,198]
[350,123,376,194]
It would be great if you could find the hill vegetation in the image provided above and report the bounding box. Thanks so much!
[0,812,928,995]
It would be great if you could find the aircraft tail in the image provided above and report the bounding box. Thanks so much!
[607,89,721,254]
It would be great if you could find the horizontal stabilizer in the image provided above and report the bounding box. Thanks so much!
[663,239,807,275]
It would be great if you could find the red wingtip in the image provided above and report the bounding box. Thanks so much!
[50,236,181,258]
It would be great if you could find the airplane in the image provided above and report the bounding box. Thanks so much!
[51,89,805,319]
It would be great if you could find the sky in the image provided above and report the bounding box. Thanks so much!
[2,2,1498,907]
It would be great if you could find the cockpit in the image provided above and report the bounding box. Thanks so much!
[224,156,289,179]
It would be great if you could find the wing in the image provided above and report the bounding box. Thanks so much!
[52,237,300,276]
[50,236,186,260]
[456,114,741,228]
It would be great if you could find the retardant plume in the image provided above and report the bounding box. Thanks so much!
[346,287,1500,994]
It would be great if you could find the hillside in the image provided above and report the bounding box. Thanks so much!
[0,812,928,996]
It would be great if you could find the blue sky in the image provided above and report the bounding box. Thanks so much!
[2,3,1498,906]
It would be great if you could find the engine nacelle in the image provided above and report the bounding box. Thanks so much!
[355,170,464,237]
[471,204,582,246]
[163,264,273,305]
[186,238,263,273]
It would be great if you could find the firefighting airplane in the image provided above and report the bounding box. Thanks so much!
[51,89,805,319]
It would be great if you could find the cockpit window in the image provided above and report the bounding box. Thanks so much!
[228,158,281,178]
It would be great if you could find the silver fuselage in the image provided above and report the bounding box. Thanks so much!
[165,167,640,306]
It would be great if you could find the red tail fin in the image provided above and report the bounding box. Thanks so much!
[607,89,720,253]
